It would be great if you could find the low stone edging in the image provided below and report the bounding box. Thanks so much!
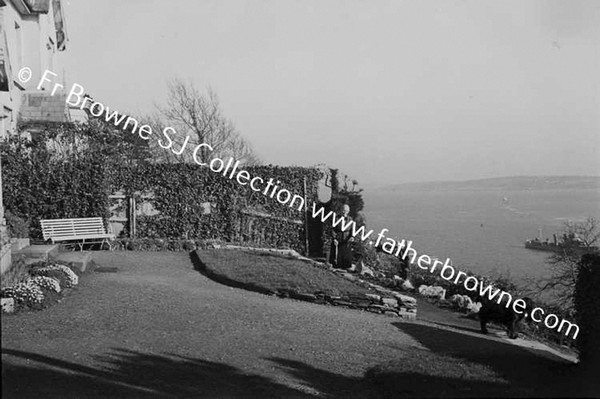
[278,287,417,320]
[191,250,418,320]
[330,269,418,320]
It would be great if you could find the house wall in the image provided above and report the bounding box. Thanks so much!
[1,0,66,134]
[1,0,68,274]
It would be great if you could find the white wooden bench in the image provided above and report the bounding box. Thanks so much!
[40,217,115,251]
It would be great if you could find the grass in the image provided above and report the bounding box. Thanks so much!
[4,251,597,397]
[365,321,598,398]
[194,249,373,297]
[408,264,580,349]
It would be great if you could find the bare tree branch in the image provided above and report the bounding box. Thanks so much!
[151,79,259,165]
[534,217,600,313]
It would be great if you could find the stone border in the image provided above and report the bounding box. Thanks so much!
[191,250,418,321]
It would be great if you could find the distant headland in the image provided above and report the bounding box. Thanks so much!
[377,176,600,192]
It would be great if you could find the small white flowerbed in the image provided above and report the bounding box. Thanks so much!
[1,262,80,313]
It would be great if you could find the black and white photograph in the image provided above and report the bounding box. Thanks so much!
[1,0,599,397]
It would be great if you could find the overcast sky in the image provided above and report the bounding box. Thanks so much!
[61,0,600,186]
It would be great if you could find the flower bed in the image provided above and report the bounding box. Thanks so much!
[30,276,61,293]
[1,261,79,313]
[1,281,44,309]
[32,264,79,287]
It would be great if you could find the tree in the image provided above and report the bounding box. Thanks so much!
[535,217,600,313]
[153,79,260,165]
[324,168,364,218]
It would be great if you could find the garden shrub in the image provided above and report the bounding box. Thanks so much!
[0,254,29,289]
[574,253,600,368]
[489,273,519,295]
[4,210,30,238]
[1,129,112,238]
[2,125,323,253]
[407,262,577,347]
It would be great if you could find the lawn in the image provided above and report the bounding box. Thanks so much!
[4,251,597,398]
[367,322,598,398]
[194,249,373,297]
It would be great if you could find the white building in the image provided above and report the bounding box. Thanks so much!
[0,0,68,273]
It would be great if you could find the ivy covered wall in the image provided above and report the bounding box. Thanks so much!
[1,122,324,254]
[111,163,322,253]
[1,129,112,238]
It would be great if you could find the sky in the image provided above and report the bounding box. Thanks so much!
[61,0,600,187]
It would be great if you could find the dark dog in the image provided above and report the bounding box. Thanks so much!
[478,297,534,339]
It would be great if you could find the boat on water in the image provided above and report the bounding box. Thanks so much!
[525,229,599,254]
[525,239,566,252]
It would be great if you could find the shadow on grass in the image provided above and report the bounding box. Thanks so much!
[266,357,371,398]
[2,348,315,398]
[419,319,488,336]
[1,347,530,399]
[189,250,278,296]
[386,322,598,398]
[267,356,524,398]
[4,342,595,398]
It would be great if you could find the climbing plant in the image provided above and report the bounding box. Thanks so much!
[1,121,323,253]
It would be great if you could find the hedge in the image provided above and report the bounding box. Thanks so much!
[111,163,322,253]
[1,123,324,254]
[1,132,112,238]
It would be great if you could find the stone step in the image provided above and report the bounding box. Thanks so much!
[24,258,44,266]
[50,251,94,273]
[13,245,60,261]
[10,238,30,252]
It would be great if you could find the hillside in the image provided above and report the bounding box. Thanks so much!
[379,176,600,192]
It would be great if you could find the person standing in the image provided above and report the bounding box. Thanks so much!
[329,204,354,269]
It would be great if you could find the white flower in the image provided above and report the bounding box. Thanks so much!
[1,281,44,305]
[34,264,78,287]
[30,276,61,293]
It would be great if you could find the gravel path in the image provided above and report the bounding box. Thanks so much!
[1,251,583,398]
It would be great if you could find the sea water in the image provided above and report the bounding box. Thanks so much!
[362,188,600,284]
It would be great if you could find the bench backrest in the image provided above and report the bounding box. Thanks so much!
[40,217,108,240]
